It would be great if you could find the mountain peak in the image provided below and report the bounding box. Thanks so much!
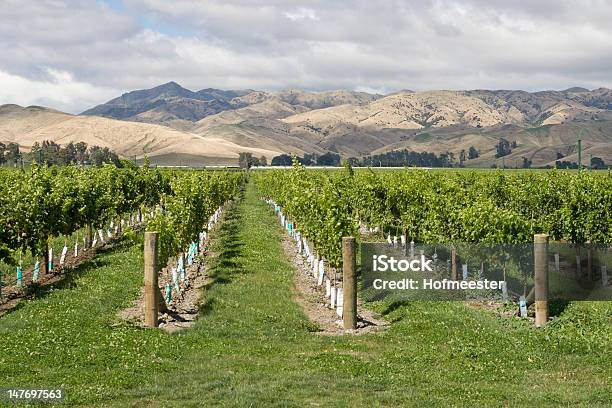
[154,81,186,92]
[564,87,590,93]
[135,81,193,98]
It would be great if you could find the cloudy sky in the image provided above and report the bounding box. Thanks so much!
[1,0,612,113]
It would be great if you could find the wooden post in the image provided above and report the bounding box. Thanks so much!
[41,239,49,278]
[144,231,159,328]
[534,234,549,327]
[587,244,593,281]
[451,244,458,280]
[575,247,581,279]
[342,237,357,330]
[87,224,94,248]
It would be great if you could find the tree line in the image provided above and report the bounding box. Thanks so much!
[268,147,481,168]
[0,141,124,167]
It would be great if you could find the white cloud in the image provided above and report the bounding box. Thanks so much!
[0,68,119,114]
[284,7,319,22]
[1,0,612,112]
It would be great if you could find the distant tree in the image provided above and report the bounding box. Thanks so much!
[591,157,606,169]
[81,145,123,167]
[439,152,453,167]
[556,152,564,160]
[75,142,88,164]
[0,142,5,165]
[271,154,293,166]
[238,152,260,169]
[30,141,43,164]
[238,152,251,169]
[521,156,532,168]
[468,146,480,159]
[495,138,512,158]
[346,157,360,167]
[459,149,466,165]
[4,143,20,165]
[101,147,122,167]
[59,142,77,165]
[258,155,268,166]
[555,160,578,169]
[121,159,139,169]
[317,152,341,166]
[359,149,464,168]
[511,140,517,148]
[42,140,61,164]
[89,146,104,167]
[29,140,65,165]
[302,153,318,166]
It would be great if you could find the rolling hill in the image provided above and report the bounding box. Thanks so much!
[3,83,612,167]
[0,104,280,165]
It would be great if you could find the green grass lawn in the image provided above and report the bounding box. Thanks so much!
[0,182,610,407]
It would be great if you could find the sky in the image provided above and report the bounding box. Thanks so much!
[1,0,612,113]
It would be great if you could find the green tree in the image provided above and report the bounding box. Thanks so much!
[238,152,260,169]
[459,149,466,165]
[495,138,511,158]
[317,152,341,166]
[271,154,292,166]
[5,142,20,164]
[522,156,532,168]
[591,157,606,169]
[75,142,88,164]
[0,142,5,165]
[59,142,77,165]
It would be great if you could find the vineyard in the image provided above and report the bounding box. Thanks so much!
[0,164,610,406]
[0,165,243,308]
[255,164,611,262]
[255,164,609,285]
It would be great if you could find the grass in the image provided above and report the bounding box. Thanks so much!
[524,124,554,135]
[413,132,432,142]
[0,183,610,406]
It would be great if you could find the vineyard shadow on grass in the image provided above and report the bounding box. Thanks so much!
[198,198,247,316]
[549,299,571,317]
[2,239,130,318]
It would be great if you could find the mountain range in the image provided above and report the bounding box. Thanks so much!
[2,81,612,167]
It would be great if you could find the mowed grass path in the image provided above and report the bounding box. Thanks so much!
[1,182,610,407]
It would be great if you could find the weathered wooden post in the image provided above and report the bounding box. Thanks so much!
[451,244,458,280]
[86,224,93,248]
[342,237,357,330]
[534,234,549,327]
[144,231,159,328]
[41,239,49,278]
[587,243,593,281]
[575,247,581,279]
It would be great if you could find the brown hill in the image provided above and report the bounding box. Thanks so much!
[281,91,523,130]
[370,122,612,167]
[4,84,612,168]
[82,82,380,129]
[0,105,280,165]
